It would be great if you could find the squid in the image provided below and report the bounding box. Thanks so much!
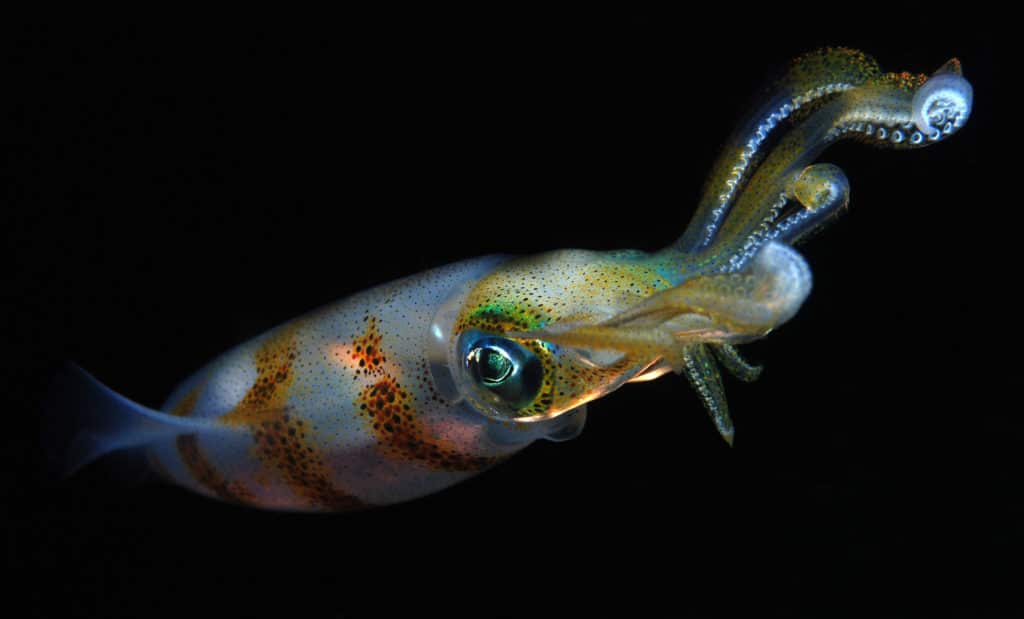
[48,48,973,511]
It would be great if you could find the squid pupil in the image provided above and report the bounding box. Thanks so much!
[477,347,513,385]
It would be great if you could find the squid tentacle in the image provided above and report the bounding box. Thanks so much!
[710,343,763,383]
[912,59,972,139]
[693,56,971,273]
[775,163,851,246]
[722,162,852,269]
[511,51,971,446]
[509,242,810,369]
[681,344,734,445]
[677,48,883,253]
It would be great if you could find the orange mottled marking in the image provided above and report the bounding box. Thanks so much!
[176,434,254,504]
[221,327,298,426]
[250,408,366,510]
[344,315,386,377]
[878,70,928,91]
[355,376,496,472]
[215,325,366,510]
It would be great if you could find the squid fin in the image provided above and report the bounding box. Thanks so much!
[42,364,216,477]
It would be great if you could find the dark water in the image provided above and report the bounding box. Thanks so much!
[4,16,1007,617]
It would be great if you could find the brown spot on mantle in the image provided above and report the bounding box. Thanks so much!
[346,315,386,376]
[212,324,367,510]
[220,326,299,427]
[355,376,496,472]
[249,408,366,511]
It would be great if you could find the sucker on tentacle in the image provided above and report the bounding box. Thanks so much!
[677,48,972,275]
[678,48,883,253]
[912,60,972,139]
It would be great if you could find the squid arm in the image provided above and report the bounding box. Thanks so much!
[514,49,972,443]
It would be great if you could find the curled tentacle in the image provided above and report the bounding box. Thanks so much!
[677,48,882,253]
[773,162,851,247]
[710,344,762,383]
[911,60,973,140]
[685,55,972,272]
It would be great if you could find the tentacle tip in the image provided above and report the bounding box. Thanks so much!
[793,163,850,213]
[911,68,973,139]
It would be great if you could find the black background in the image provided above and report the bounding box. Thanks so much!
[4,14,1008,617]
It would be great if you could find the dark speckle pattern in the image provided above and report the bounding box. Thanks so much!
[217,324,367,510]
[346,314,386,376]
[344,319,497,472]
[355,376,496,471]
[251,409,367,510]
[454,251,667,418]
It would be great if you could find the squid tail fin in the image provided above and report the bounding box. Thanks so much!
[41,364,201,477]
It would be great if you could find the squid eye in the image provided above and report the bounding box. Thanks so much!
[468,346,514,386]
[463,335,543,411]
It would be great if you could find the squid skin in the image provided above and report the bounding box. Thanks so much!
[47,48,973,512]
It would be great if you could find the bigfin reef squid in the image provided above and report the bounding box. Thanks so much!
[45,48,973,512]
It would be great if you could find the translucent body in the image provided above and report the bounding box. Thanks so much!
[146,256,587,510]
[51,48,972,511]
